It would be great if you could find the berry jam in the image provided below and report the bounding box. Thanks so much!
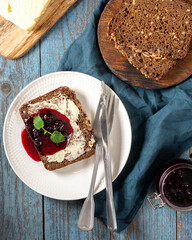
[22,108,73,157]
[21,128,41,161]
[163,167,192,207]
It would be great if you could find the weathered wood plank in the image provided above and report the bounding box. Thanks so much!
[0,46,43,240]
[177,211,192,240]
[141,199,176,240]
[177,149,192,240]
[110,198,176,240]
[110,209,144,240]
[44,198,111,240]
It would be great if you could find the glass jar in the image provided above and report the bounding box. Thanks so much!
[148,159,192,211]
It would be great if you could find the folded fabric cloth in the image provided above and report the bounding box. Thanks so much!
[58,0,192,232]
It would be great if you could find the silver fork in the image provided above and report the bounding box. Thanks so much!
[78,85,115,231]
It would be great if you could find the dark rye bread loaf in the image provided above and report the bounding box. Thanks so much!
[109,17,176,80]
[20,87,96,171]
[109,0,192,59]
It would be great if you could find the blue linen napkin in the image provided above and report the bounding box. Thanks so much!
[58,0,192,232]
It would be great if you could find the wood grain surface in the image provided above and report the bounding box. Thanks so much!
[0,0,76,59]
[1,0,192,239]
[98,0,192,89]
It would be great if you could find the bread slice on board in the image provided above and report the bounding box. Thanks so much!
[109,0,192,59]
[118,46,176,80]
[20,87,96,171]
[109,17,176,80]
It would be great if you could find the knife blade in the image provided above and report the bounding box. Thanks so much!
[100,81,117,232]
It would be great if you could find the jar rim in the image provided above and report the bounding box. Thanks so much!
[159,162,192,211]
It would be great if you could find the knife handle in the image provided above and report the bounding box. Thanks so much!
[104,151,117,232]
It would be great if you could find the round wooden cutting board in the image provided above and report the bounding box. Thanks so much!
[98,0,192,89]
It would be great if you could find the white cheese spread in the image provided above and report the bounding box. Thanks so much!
[0,0,51,30]
[27,94,87,163]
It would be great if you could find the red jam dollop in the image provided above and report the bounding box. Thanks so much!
[21,108,73,160]
[21,128,41,161]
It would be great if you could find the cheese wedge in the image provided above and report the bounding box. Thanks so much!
[0,1,9,15]
[0,0,51,30]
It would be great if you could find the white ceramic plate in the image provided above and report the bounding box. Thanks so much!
[3,71,132,200]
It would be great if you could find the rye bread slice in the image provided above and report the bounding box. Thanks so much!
[109,18,176,80]
[20,87,96,171]
[109,0,192,59]
[117,45,176,80]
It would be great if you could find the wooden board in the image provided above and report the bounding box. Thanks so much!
[0,0,76,59]
[98,0,192,89]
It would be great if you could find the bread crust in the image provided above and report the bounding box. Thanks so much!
[20,87,96,170]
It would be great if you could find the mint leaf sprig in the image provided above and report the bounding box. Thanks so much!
[33,115,65,143]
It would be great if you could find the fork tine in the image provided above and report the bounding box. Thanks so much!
[107,93,115,134]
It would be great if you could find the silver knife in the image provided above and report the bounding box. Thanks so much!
[78,83,104,231]
[100,81,117,232]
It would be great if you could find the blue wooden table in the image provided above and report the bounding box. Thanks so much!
[1,0,192,239]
